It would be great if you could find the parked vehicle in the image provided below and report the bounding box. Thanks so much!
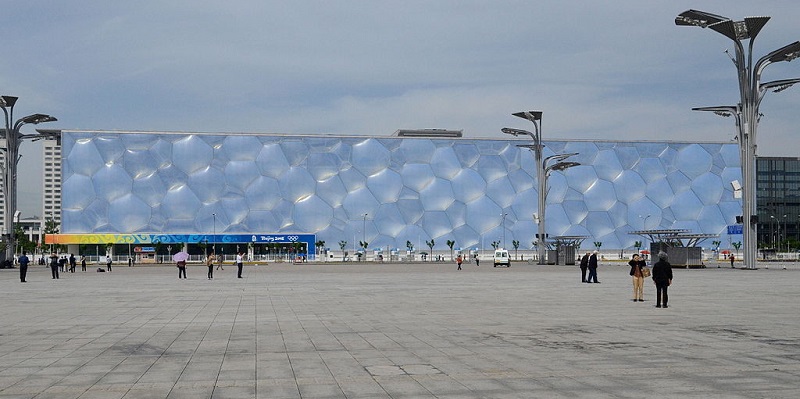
[493,249,511,267]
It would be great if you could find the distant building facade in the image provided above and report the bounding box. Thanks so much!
[756,157,800,249]
[53,130,743,253]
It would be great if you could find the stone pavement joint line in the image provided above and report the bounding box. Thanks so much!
[2,262,799,398]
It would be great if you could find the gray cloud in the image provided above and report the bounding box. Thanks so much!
[5,0,800,216]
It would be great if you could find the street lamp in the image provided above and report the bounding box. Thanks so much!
[1,95,58,263]
[501,212,507,249]
[676,10,800,270]
[502,111,580,265]
[212,213,217,255]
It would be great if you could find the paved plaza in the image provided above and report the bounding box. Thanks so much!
[1,260,799,398]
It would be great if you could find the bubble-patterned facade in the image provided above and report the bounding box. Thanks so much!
[60,131,742,250]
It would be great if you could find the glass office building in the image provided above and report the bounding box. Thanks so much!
[58,130,743,254]
[757,157,800,249]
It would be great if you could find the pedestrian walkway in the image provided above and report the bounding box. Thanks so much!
[1,262,799,398]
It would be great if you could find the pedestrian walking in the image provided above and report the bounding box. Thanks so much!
[49,253,60,279]
[652,251,673,308]
[69,254,77,273]
[587,251,600,283]
[176,259,187,279]
[59,256,67,273]
[475,254,480,267]
[729,254,735,268]
[236,252,244,278]
[128,256,133,267]
[628,254,647,302]
[206,251,215,279]
[106,255,112,272]
[18,251,30,283]
[80,255,86,272]
[456,255,463,270]
[579,252,590,283]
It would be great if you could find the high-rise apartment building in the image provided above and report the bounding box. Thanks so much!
[42,139,61,226]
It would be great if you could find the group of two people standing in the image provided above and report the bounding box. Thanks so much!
[628,252,673,308]
[580,250,674,308]
[579,251,600,283]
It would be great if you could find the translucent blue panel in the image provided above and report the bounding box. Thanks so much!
[419,178,455,211]
[133,174,167,207]
[342,187,380,220]
[294,195,333,233]
[172,135,213,175]
[401,164,434,192]
[594,149,623,181]
[188,166,226,203]
[698,205,726,233]
[635,158,667,183]
[430,147,462,179]
[565,165,598,193]
[67,139,106,176]
[352,138,390,176]
[485,177,515,209]
[256,143,290,178]
[225,161,260,194]
[585,211,615,238]
[161,186,202,220]
[421,211,452,239]
[244,176,281,210]
[614,146,641,170]
[279,141,309,166]
[316,176,348,208]
[61,131,742,250]
[511,188,537,223]
[465,196,502,235]
[612,170,647,204]
[307,152,342,181]
[451,169,486,203]
[279,167,316,202]
[676,144,713,179]
[692,172,724,205]
[671,190,704,220]
[92,165,133,202]
[645,178,675,209]
[398,139,436,164]
[62,174,96,209]
[474,155,507,183]
[584,179,617,211]
[446,200,467,228]
[123,149,162,179]
[375,203,406,237]
[222,135,263,161]
[108,194,151,232]
[366,169,403,204]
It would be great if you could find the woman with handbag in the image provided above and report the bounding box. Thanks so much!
[628,253,647,302]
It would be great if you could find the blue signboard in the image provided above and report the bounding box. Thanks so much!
[727,225,743,235]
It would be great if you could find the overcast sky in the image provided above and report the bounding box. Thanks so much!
[4,1,800,217]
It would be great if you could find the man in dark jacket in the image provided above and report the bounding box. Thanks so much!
[652,251,674,308]
[579,252,590,283]
[587,251,599,283]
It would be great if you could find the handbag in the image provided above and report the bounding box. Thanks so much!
[641,266,651,277]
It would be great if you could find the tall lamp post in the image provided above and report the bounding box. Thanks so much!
[212,213,217,256]
[502,111,580,265]
[676,10,800,270]
[1,95,58,263]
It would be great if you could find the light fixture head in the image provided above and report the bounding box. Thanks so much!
[0,95,18,108]
[511,110,543,122]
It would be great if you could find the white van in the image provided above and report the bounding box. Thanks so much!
[493,249,511,267]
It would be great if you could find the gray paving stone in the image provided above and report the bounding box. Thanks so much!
[2,262,800,398]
